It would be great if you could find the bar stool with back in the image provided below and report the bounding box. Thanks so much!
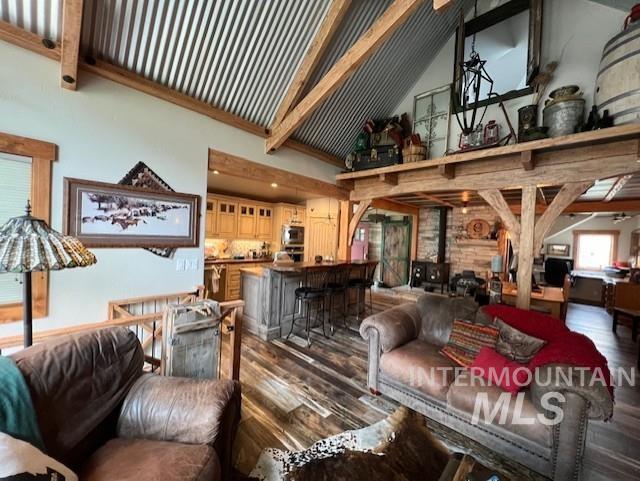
[287,266,331,347]
[348,261,379,324]
[325,265,351,333]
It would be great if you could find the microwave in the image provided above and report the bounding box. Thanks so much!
[282,225,305,246]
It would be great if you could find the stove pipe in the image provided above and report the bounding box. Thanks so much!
[437,207,448,264]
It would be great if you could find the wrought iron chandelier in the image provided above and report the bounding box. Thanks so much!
[454,1,494,135]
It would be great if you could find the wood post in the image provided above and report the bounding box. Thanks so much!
[516,185,536,309]
[338,200,354,260]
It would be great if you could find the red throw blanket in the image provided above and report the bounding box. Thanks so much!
[482,305,614,397]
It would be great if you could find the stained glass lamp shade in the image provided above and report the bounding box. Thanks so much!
[0,203,96,347]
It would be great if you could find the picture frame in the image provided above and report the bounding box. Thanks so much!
[63,177,200,248]
[546,243,570,257]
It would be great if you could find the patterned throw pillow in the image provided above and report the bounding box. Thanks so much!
[440,319,500,367]
[494,318,547,363]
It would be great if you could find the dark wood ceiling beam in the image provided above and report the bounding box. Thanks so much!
[266,0,424,152]
[60,0,83,90]
[371,198,419,215]
[415,192,455,208]
[270,0,351,129]
[0,20,343,168]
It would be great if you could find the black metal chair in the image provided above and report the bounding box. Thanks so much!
[325,265,350,333]
[348,261,378,323]
[287,267,331,347]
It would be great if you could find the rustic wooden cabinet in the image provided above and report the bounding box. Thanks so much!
[205,197,217,237]
[238,203,257,238]
[256,206,273,240]
[216,201,238,238]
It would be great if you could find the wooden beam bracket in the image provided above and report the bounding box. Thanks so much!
[521,150,535,171]
[348,200,372,246]
[379,172,398,185]
[439,163,455,179]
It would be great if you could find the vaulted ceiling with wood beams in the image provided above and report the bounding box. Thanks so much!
[0,0,471,166]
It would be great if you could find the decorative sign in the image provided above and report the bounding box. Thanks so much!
[466,219,491,239]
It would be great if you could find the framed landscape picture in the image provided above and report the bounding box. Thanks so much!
[63,177,200,248]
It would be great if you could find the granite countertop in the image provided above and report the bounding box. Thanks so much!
[267,259,374,273]
[205,257,273,265]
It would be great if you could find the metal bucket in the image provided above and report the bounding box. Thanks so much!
[595,20,640,124]
[543,98,585,137]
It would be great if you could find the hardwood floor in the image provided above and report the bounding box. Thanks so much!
[226,294,640,480]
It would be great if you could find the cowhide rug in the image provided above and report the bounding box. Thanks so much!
[247,407,449,481]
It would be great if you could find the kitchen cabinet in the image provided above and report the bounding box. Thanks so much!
[305,216,337,262]
[216,201,238,238]
[256,206,273,240]
[282,205,305,225]
[238,203,257,238]
[205,197,217,237]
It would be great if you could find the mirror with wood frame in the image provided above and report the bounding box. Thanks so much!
[453,0,542,111]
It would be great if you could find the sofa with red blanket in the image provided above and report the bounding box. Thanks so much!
[360,294,614,481]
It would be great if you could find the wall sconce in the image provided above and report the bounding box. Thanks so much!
[462,201,469,215]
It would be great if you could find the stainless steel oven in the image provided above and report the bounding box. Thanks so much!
[282,225,305,247]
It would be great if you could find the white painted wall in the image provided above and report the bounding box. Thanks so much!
[0,40,339,337]
[543,214,637,262]
[394,0,626,149]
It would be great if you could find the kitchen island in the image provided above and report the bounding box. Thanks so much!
[240,260,374,340]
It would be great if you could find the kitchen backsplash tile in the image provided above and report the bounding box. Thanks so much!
[205,238,270,258]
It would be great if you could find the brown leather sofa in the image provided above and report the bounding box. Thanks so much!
[360,294,613,481]
[10,327,241,481]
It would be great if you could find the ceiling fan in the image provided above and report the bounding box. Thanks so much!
[612,212,634,223]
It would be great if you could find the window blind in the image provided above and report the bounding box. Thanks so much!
[0,155,32,304]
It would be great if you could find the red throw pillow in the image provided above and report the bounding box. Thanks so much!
[470,347,532,394]
[440,320,500,367]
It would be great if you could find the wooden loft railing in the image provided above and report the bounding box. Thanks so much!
[336,125,640,312]
[0,288,244,381]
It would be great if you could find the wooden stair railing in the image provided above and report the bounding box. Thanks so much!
[0,287,243,381]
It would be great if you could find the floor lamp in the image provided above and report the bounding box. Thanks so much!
[0,202,96,347]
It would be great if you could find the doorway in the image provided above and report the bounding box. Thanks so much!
[381,219,411,287]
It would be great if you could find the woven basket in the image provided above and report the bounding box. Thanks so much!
[402,144,426,163]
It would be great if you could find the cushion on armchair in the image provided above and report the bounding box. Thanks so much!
[10,328,144,469]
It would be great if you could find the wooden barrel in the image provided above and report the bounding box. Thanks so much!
[595,21,640,124]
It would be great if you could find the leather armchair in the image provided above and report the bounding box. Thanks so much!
[12,327,241,481]
[117,374,241,481]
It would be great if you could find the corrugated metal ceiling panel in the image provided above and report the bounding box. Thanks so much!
[0,0,469,159]
[293,0,472,159]
[81,0,332,127]
[0,0,62,41]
